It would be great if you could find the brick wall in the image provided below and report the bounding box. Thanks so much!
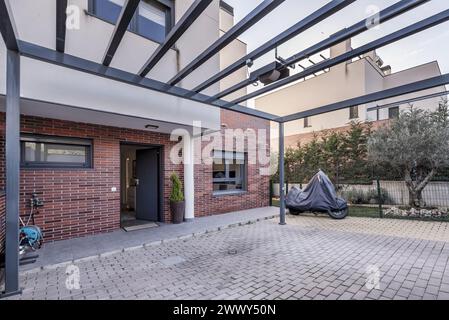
[0,110,271,243]
[0,113,182,242]
[193,110,270,216]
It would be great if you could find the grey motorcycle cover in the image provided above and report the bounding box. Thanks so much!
[285,170,348,213]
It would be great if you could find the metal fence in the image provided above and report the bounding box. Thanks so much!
[272,165,449,219]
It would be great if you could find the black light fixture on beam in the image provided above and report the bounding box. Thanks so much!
[168,0,287,86]
[250,61,291,86]
[192,0,356,93]
[229,8,449,106]
[207,0,430,103]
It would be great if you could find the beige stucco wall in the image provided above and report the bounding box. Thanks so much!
[219,9,248,103]
[219,5,234,32]
[255,57,370,139]
[380,61,444,111]
[2,0,256,131]
[8,0,222,87]
[255,42,445,149]
[174,0,221,94]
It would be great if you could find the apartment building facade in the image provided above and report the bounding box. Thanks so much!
[0,0,271,247]
[255,39,446,149]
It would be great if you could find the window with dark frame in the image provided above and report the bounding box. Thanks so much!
[349,105,359,119]
[388,106,400,119]
[304,116,311,128]
[212,151,247,194]
[88,0,173,44]
[21,135,93,168]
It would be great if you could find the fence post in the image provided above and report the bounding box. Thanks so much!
[269,179,273,207]
[336,160,340,191]
[377,178,383,218]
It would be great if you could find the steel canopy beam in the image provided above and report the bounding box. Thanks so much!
[279,73,449,123]
[211,0,429,101]
[102,0,140,66]
[139,0,213,77]
[2,50,21,298]
[18,41,279,122]
[56,0,68,52]
[367,90,449,112]
[0,0,19,51]
[229,8,449,106]
[192,0,356,93]
[168,0,287,86]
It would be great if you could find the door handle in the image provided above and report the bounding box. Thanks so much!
[135,179,140,186]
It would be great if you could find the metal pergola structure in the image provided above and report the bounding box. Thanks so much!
[367,90,449,112]
[1,0,449,297]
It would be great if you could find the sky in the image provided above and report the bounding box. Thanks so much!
[223,0,449,105]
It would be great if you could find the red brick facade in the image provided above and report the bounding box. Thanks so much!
[0,113,183,242]
[195,110,271,216]
[0,111,270,243]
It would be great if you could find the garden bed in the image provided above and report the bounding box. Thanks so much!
[384,206,449,220]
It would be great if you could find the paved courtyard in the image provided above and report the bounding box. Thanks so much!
[5,214,449,300]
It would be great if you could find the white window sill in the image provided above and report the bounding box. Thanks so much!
[213,190,248,197]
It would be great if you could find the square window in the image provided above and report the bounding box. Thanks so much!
[349,106,359,119]
[89,0,172,43]
[137,1,168,43]
[212,151,247,195]
[389,106,400,119]
[91,0,125,25]
[304,117,311,128]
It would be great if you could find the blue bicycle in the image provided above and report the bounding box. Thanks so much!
[19,193,43,256]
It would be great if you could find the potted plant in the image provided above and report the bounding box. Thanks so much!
[170,173,185,224]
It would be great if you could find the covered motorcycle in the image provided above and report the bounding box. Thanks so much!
[285,170,348,219]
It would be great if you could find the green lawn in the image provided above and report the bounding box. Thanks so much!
[348,206,382,218]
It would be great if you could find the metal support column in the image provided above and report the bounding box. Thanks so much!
[2,50,21,298]
[279,122,286,225]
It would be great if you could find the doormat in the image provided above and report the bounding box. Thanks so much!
[123,222,159,232]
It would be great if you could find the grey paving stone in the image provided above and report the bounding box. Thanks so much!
[7,215,449,300]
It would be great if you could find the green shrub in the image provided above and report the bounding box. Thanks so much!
[342,188,391,205]
[342,188,367,204]
[170,173,184,202]
[366,188,391,205]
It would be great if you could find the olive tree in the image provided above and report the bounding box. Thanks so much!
[368,102,449,207]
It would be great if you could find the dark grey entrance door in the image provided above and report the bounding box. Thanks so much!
[135,148,159,221]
